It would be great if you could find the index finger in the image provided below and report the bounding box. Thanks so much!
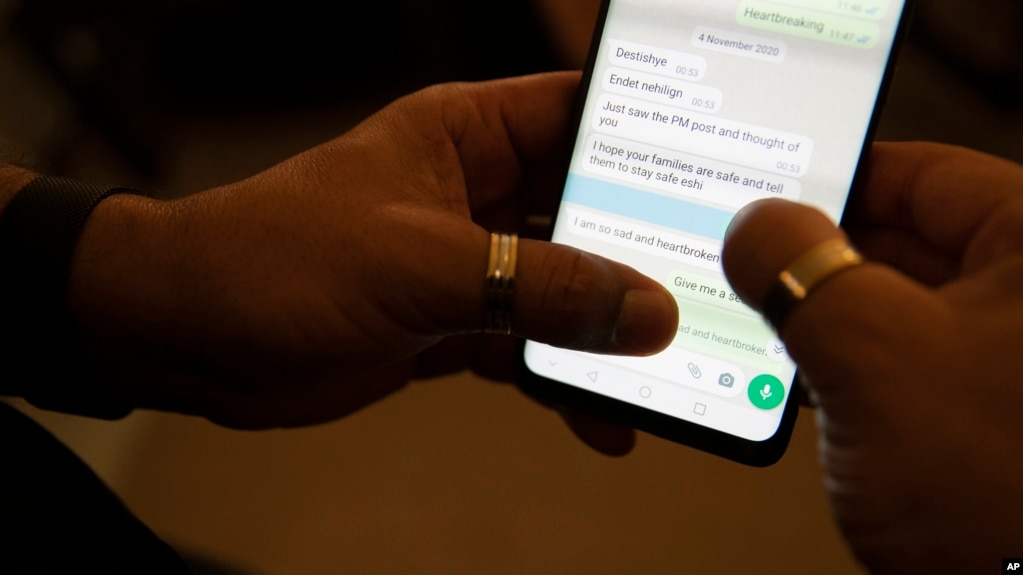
[420,71,581,222]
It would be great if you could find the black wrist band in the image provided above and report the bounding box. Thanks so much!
[0,176,146,323]
[0,175,148,419]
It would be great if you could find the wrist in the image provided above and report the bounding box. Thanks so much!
[68,192,172,350]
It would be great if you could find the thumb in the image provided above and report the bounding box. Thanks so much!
[510,238,678,356]
[722,198,851,319]
[721,198,946,399]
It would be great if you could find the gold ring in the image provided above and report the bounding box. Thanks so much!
[762,237,863,332]
[483,232,518,334]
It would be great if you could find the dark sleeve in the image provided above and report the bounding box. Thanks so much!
[0,401,192,573]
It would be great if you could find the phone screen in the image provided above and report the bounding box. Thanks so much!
[522,0,910,463]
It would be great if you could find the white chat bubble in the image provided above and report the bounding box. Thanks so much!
[562,205,724,273]
[607,38,708,81]
[583,134,801,209]
[592,93,813,177]
[602,67,723,114]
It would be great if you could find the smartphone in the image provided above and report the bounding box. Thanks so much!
[519,0,913,465]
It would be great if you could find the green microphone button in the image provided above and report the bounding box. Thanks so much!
[748,374,785,410]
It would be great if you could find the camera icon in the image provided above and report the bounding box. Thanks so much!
[718,373,735,388]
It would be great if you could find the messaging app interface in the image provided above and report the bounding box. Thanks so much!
[525,0,906,441]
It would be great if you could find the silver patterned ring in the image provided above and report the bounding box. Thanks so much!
[483,232,518,334]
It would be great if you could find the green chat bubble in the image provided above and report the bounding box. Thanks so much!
[671,296,779,371]
[767,0,888,20]
[737,0,881,48]
[668,269,751,315]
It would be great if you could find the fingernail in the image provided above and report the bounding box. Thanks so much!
[613,288,678,355]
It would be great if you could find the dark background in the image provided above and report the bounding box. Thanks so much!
[2,1,1021,574]
[2,0,1021,189]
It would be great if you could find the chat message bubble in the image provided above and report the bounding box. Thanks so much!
[737,0,882,48]
[583,134,801,209]
[592,93,813,177]
[607,38,708,81]
[692,26,787,63]
[770,0,889,20]
[668,268,754,317]
[602,67,723,113]
[672,297,782,371]
[562,205,723,273]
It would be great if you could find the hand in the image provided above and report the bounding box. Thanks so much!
[722,141,1023,574]
[66,72,678,431]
